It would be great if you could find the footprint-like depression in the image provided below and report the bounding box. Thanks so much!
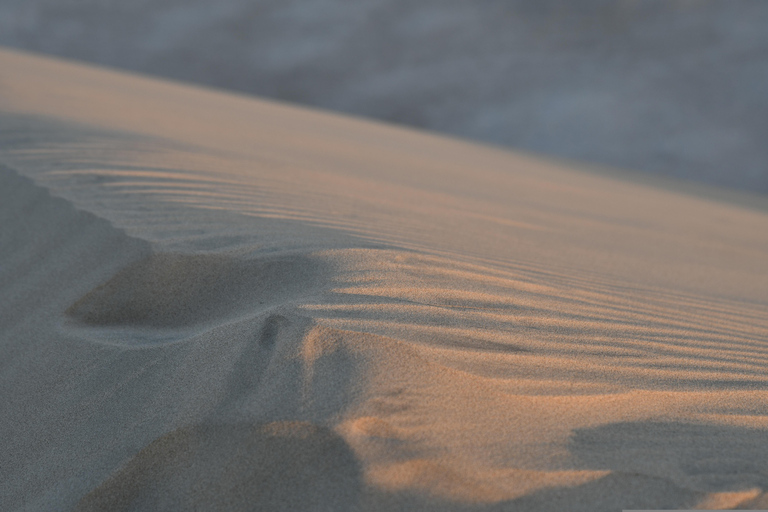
[65,252,324,346]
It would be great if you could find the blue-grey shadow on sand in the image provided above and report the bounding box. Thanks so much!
[507,420,768,512]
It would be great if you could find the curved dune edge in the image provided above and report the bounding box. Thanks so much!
[2,48,768,511]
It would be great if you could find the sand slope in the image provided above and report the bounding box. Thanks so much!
[1,48,768,511]
[3,1,768,193]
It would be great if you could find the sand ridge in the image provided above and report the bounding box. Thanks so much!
[1,48,768,510]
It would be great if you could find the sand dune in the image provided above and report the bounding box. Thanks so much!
[3,1,768,193]
[2,48,768,511]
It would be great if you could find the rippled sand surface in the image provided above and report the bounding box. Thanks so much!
[2,48,768,511]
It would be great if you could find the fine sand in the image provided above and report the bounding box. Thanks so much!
[1,48,768,511]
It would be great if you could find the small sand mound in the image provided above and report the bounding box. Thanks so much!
[76,422,363,512]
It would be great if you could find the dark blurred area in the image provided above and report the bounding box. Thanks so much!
[1,0,767,192]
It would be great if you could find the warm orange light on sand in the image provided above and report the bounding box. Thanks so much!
[1,48,767,510]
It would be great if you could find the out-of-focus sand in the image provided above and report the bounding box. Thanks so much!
[1,48,767,511]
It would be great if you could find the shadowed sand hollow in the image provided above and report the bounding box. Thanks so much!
[66,252,322,330]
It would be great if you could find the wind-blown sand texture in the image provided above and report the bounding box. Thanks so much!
[1,48,768,511]
[3,1,768,193]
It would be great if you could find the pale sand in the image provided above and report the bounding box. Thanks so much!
[1,48,767,511]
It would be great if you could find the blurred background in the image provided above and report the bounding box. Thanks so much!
[1,0,767,193]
